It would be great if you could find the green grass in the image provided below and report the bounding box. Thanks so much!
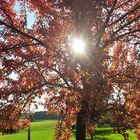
[0,121,56,140]
[88,127,137,140]
[0,120,137,140]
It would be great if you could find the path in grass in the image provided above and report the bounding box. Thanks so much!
[0,120,137,140]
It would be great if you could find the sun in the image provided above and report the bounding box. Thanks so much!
[71,38,86,54]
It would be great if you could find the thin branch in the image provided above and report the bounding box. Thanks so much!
[95,0,117,47]
[0,6,13,25]
[108,5,140,27]
[112,15,140,36]
[0,42,39,52]
[0,20,46,47]
[51,68,71,88]
[102,29,139,48]
[104,0,118,26]
[35,68,70,89]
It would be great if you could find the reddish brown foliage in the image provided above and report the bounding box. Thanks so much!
[0,0,139,139]
[0,104,30,134]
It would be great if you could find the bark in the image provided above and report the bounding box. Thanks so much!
[123,133,129,140]
[28,126,30,140]
[76,110,86,140]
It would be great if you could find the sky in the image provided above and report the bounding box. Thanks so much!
[14,1,35,29]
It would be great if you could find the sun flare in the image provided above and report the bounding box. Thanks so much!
[72,38,86,54]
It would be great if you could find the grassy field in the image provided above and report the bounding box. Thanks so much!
[0,120,137,140]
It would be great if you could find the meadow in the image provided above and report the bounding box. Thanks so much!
[0,120,137,140]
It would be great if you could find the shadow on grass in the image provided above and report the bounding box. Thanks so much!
[73,128,113,140]
[86,129,113,140]
[86,138,109,140]
[94,128,113,136]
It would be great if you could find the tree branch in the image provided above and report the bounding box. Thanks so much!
[108,5,140,27]
[112,15,140,36]
[0,20,47,47]
[102,29,140,48]
[95,0,117,47]
[0,42,39,52]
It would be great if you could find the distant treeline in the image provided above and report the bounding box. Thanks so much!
[31,111,60,121]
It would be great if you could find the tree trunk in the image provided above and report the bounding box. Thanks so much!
[123,133,129,140]
[76,110,86,140]
[28,126,30,140]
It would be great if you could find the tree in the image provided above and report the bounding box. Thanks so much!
[0,104,30,134]
[0,0,139,139]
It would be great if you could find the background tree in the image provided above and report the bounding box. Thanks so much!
[0,0,139,140]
